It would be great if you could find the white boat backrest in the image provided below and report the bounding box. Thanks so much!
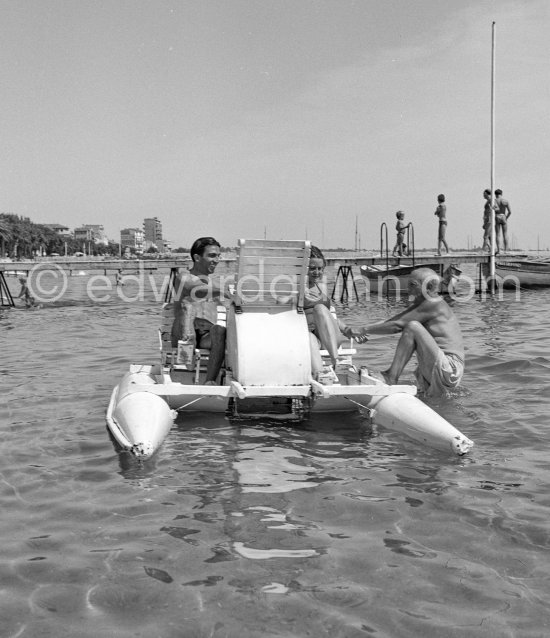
[233,238,311,312]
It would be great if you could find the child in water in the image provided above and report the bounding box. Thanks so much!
[17,276,36,308]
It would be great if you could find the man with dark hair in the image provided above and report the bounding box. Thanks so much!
[189,236,219,263]
[494,189,512,253]
[172,237,232,384]
[359,268,464,397]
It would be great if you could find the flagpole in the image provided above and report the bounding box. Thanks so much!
[490,21,496,293]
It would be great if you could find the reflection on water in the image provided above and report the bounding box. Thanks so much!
[234,443,319,493]
[1,273,550,636]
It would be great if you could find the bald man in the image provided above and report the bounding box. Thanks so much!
[360,268,464,396]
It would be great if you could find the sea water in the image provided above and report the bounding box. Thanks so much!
[1,266,549,638]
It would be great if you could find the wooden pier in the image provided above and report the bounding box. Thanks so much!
[0,257,192,276]
[0,250,532,308]
[327,252,501,301]
[327,252,495,268]
[0,250,519,275]
[0,251,528,308]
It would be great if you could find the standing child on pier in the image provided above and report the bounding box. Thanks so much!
[434,193,449,255]
[392,211,410,257]
[482,189,492,252]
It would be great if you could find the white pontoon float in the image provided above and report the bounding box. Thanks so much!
[106,239,473,460]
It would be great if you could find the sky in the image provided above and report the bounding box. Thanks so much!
[1,0,549,251]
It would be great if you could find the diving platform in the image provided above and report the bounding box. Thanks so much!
[0,271,15,306]
[326,251,528,269]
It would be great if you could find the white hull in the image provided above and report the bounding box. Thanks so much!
[368,392,471,455]
[106,365,473,460]
[106,369,176,460]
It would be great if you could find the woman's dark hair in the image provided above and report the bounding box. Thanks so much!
[190,237,221,261]
[437,193,445,202]
[310,245,326,265]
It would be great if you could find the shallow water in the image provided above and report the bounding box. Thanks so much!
[1,269,550,637]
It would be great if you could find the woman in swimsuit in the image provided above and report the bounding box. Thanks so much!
[304,246,365,377]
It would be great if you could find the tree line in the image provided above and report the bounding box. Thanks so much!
[0,213,120,258]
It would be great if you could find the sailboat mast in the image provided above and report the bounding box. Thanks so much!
[490,21,496,292]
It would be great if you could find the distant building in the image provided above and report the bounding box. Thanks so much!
[74,224,108,246]
[121,228,145,254]
[43,223,71,237]
[143,217,163,252]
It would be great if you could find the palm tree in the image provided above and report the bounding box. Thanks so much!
[13,218,33,258]
[0,216,13,258]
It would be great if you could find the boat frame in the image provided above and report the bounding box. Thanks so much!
[106,239,474,460]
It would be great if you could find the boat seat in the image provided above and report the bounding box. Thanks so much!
[159,302,227,384]
[319,343,356,359]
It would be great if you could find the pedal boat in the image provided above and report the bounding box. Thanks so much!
[106,239,473,460]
